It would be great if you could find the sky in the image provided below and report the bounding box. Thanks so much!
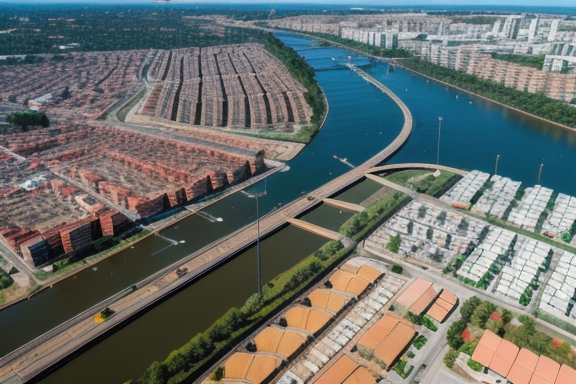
[1,0,575,5]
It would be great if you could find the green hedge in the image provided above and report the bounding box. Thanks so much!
[339,190,410,241]
[262,33,326,143]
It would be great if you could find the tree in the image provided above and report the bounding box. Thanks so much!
[470,301,496,328]
[141,361,168,384]
[460,296,482,323]
[447,319,467,349]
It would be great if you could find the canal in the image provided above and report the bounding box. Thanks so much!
[0,31,572,383]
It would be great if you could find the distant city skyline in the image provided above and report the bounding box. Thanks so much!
[2,0,576,6]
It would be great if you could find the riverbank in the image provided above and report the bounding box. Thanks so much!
[0,68,413,384]
[288,29,576,134]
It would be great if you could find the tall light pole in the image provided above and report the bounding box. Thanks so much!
[244,184,267,296]
[436,116,443,166]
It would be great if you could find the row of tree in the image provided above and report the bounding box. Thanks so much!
[263,32,326,142]
[400,58,576,127]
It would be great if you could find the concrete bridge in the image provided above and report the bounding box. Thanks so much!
[322,198,365,212]
[0,63,415,384]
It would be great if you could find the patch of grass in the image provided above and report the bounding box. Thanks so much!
[382,170,461,197]
[467,358,483,371]
[339,190,410,241]
[393,360,414,379]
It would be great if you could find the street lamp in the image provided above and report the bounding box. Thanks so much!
[436,116,443,166]
[244,186,267,296]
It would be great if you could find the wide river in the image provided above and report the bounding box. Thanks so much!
[1,32,573,383]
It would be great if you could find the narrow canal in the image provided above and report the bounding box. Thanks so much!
[0,31,573,383]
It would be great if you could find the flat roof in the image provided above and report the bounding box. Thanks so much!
[253,327,307,359]
[343,366,376,384]
[223,352,282,384]
[285,306,333,335]
[471,330,502,367]
[489,339,519,377]
[426,302,449,323]
[329,270,370,297]
[373,322,416,368]
[556,364,576,384]
[313,355,358,384]
[358,314,399,351]
[356,265,383,283]
[409,285,438,315]
[531,355,560,384]
[507,348,539,384]
[396,277,434,312]
[308,289,349,313]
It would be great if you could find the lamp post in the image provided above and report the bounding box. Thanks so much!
[436,116,443,165]
[494,154,500,176]
[244,186,267,296]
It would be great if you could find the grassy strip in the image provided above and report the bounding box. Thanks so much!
[400,58,576,127]
[262,33,326,143]
[117,87,146,122]
[534,309,576,342]
[34,229,149,281]
[128,240,354,384]
[339,190,411,241]
[382,170,461,197]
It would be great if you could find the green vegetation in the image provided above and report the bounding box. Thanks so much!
[209,366,224,382]
[0,268,14,290]
[400,59,576,127]
[387,234,401,253]
[443,348,459,369]
[339,190,410,240]
[467,358,483,371]
[505,315,576,368]
[413,335,428,350]
[302,32,413,59]
[262,33,326,143]
[535,310,576,339]
[391,264,403,274]
[383,170,462,197]
[129,240,354,384]
[490,53,546,70]
[0,6,264,55]
[445,298,576,373]
[406,312,438,332]
[393,360,414,379]
[6,111,49,131]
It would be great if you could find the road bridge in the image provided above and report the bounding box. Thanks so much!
[0,63,414,384]
[322,198,365,212]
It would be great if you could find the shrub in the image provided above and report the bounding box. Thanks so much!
[444,349,459,369]
[391,264,403,274]
[467,359,483,372]
[387,234,402,253]
[210,366,224,382]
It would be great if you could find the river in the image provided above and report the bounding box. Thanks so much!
[0,31,572,383]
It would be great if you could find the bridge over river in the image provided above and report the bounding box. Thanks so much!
[0,67,414,384]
